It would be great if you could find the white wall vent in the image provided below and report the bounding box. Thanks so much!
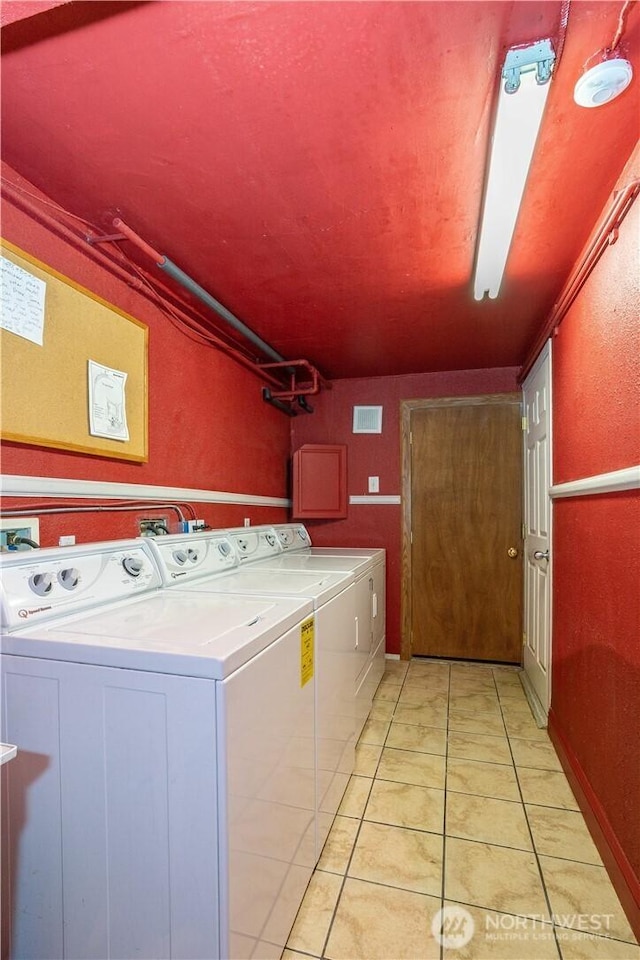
[353,406,383,434]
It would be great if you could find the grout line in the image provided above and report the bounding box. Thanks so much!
[523,798,580,813]
[445,754,515,769]
[443,787,577,813]
[439,663,452,960]
[442,831,534,856]
[358,817,445,839]
[318,868,444,902]
[442,894,557,923]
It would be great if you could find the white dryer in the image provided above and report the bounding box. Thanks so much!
[270,524,387,731]
[0,538,314,960]
[149,531,358,863]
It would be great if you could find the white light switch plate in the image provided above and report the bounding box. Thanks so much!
[368,476,379,493]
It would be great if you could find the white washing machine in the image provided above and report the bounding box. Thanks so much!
[270,524,387,731]
[148,531,357,863]
[0,538,315,960]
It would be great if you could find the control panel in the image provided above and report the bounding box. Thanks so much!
[223,526,283,563]
[272,524,311,551]
[147,534,238,585]
[0,540,161,630]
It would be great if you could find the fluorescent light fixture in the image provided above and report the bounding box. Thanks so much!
[474,40,555,300]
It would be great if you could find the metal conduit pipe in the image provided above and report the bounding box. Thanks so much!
[160,257,288,365]
[113,219,289,367]
[0,184,286,390]
[110,219,324,414]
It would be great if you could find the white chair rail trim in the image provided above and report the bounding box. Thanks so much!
[0,474,290,508]
[550,465,639,499]
[349,495,402,505]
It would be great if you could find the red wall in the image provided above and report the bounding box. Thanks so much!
[291,367,519,654]
[549,144,640,921]
[1,164,290,544]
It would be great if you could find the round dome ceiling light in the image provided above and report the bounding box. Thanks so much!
[574,58,633,108]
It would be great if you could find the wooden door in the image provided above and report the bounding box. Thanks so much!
[405,396,523,662]
[523,343,552,710]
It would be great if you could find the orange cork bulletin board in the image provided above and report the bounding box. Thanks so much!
[1,240,148,462]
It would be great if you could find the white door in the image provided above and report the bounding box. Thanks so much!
[522,341,553,713]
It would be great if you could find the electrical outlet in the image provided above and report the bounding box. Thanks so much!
[139,518,170,537]
[0,517,41,550]
[180,520,206,533]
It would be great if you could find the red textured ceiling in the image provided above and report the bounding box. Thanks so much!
[0,1,69,29]
[1,1,638,378]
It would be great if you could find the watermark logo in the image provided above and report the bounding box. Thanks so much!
[432,905,475,949]
[485,913,615,939]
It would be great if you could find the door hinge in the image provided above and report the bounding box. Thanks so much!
[409,430,413,445]
[522,522,527,540]
[521,416,528,431]
[410,530,413,544]
[522,632,527,645]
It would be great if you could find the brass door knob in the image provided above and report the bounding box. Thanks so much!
[507,547,519,558]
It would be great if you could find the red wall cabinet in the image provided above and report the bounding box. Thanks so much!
[292,444,348,519]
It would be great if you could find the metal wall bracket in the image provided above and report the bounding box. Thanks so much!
[503,39,556,93]
[262,388,298,416]
[258,359,329,414]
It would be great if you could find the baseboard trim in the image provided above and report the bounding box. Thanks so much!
[519,671,547,728]
[548,709,640,941]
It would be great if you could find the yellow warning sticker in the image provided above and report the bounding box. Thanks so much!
[300,617,314,688]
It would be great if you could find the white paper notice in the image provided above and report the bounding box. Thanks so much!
[0,256,46,346]
[88,360,130,442]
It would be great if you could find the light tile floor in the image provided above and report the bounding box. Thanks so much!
[283,658,639,960]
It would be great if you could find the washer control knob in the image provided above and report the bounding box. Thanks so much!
[172,550,188,566]
[122,556,143,578]
[58,567,80,590]
[29,572,54,596]
[186,548,199,563]
[266,533,276,546]
[218,541,231,558]
[237,538,248,553]
[297,529,309,542]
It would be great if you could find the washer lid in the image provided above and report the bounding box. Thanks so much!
[306,547,385,563]
[175,566,354,605]
[3,591,314,679]
[251,554,372,576]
